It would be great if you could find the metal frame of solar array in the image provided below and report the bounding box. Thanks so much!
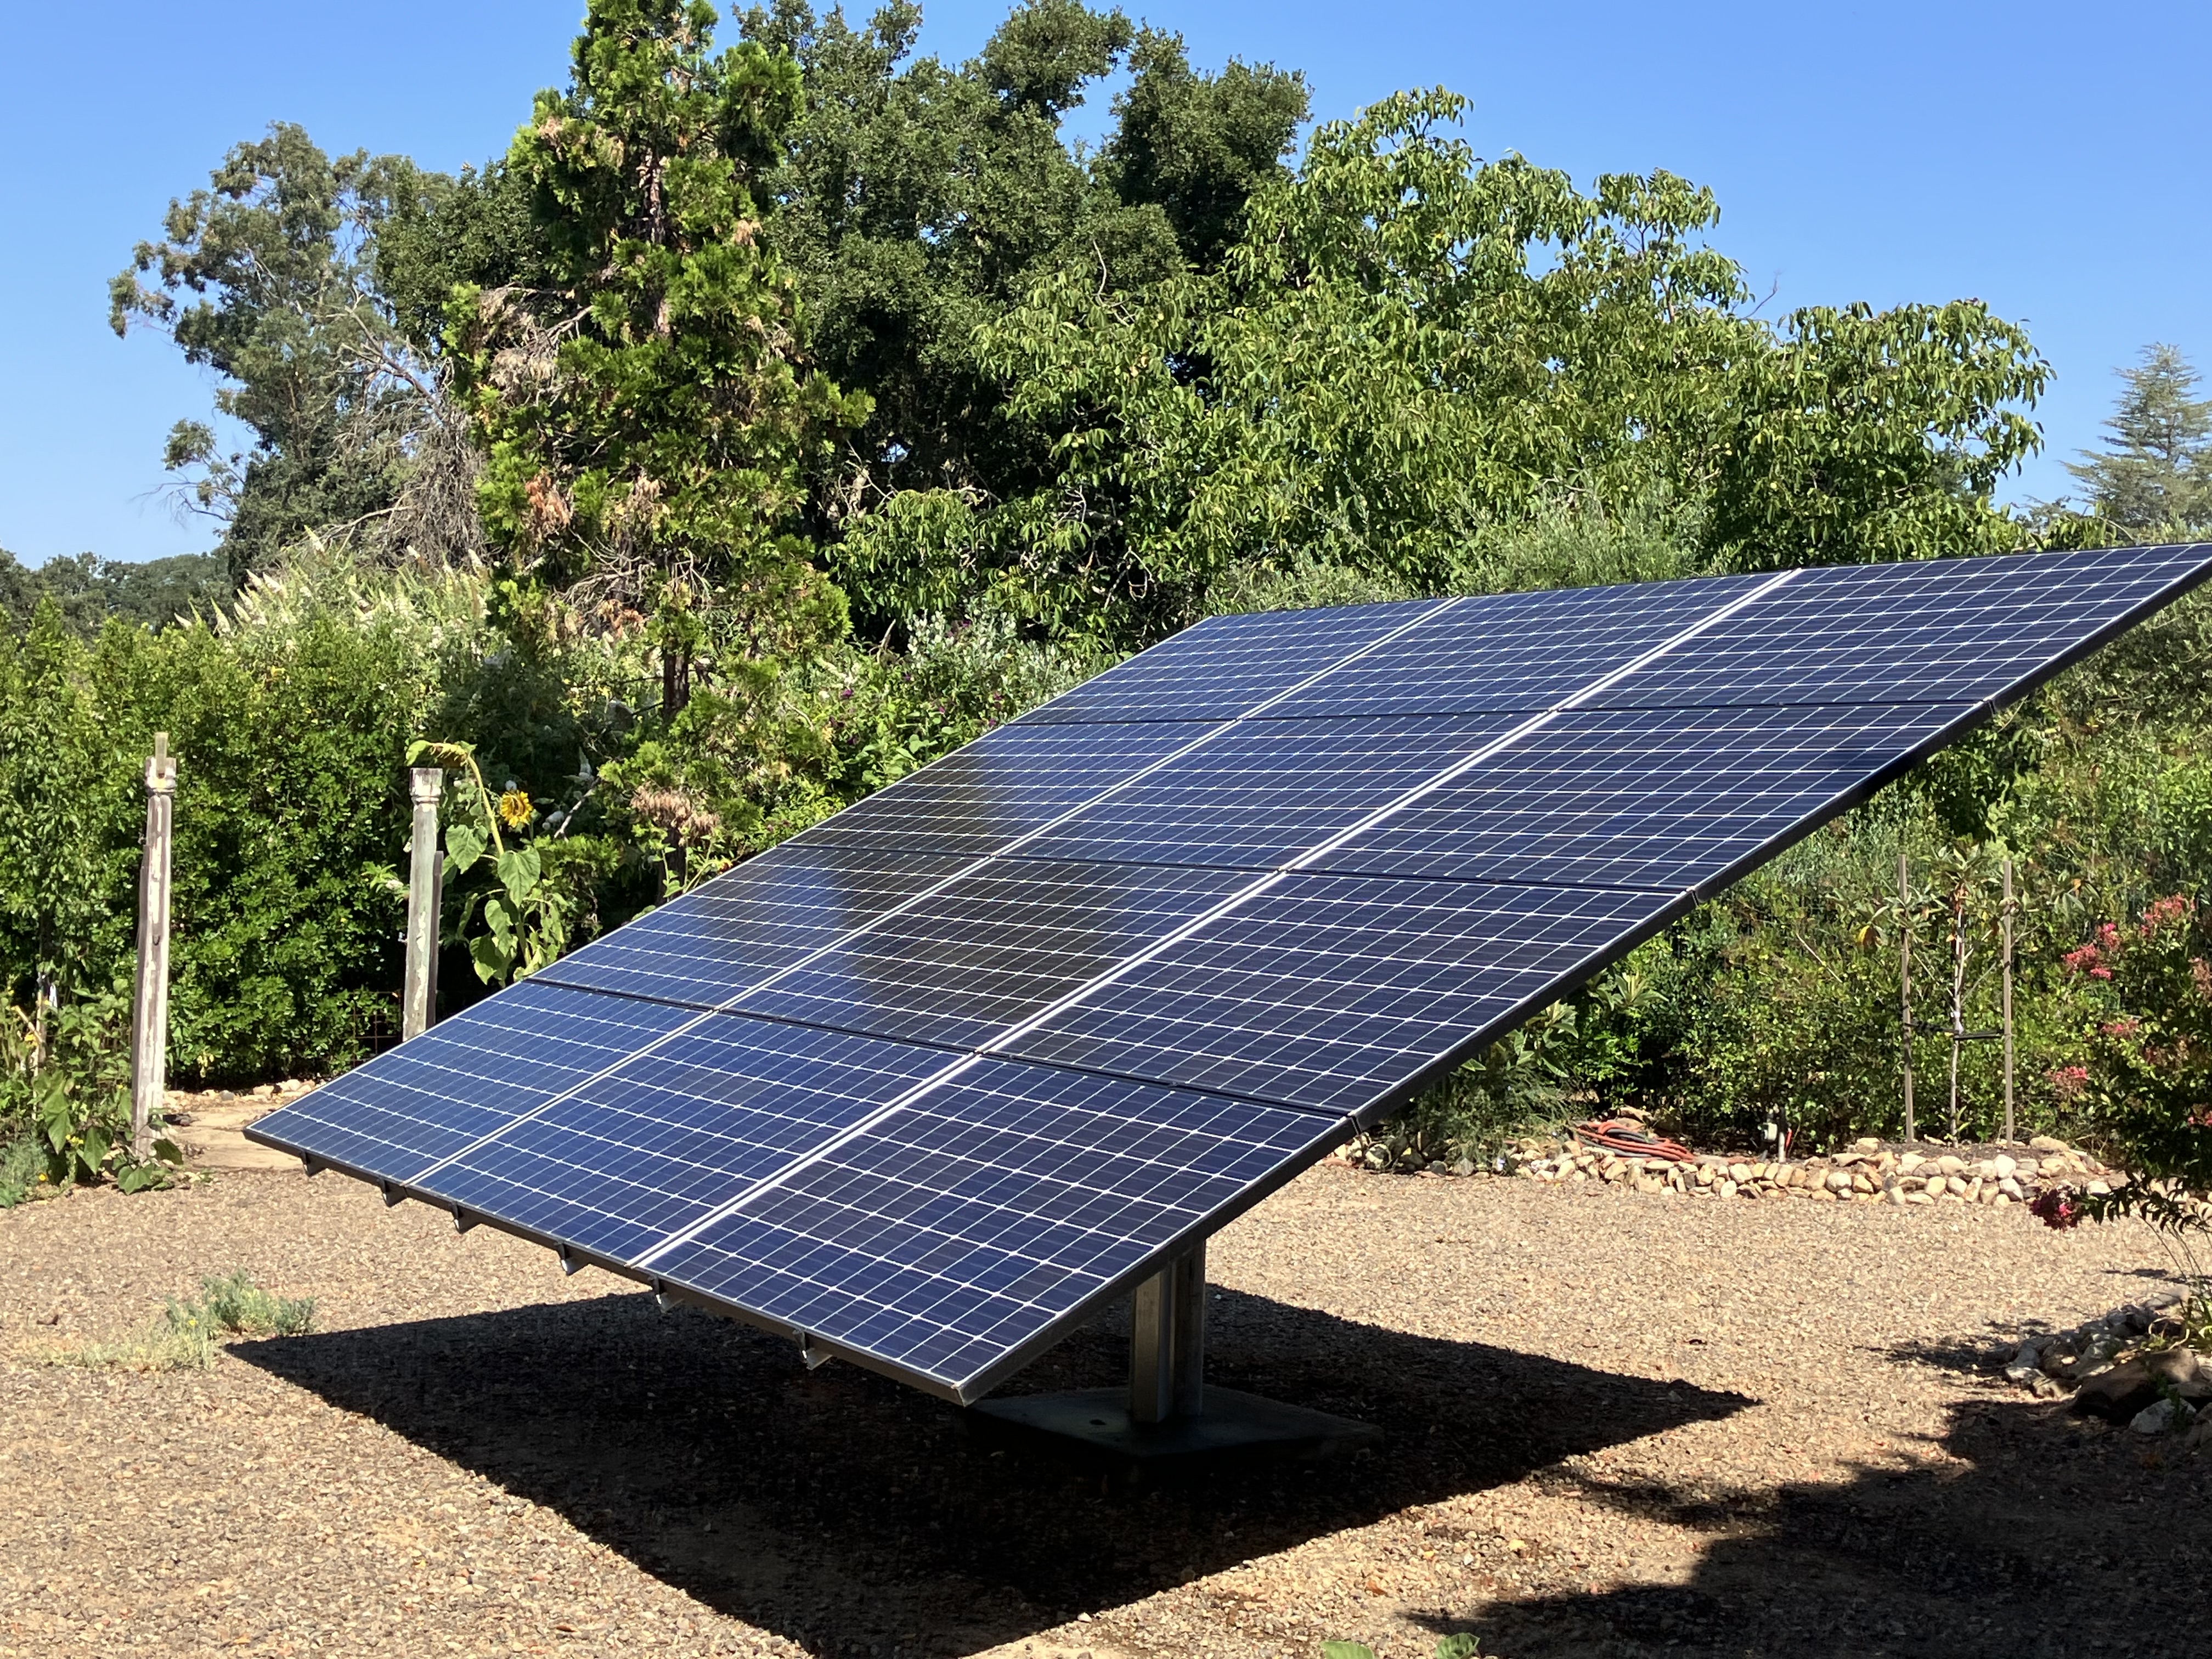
[249,543,2212,1406]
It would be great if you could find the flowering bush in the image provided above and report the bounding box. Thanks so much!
[2044,894,2212,1246]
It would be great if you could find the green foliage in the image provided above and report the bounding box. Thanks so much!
[413,738,597,983]
[183,1268,318,1338]
[885,89,2046,650]
[456,0,866,612]
[0,979,180,1195]
[1323,1635,1479,1659]
[0,549,229,636]
[740,1,1304,626]
[35,1270,316,1372]
[109,125,443,583]
[2066,345,2212,534]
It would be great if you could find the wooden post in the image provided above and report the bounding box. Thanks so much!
[129,733,177,1161]
[2002,856,2017,1145]
[402,767,444,1041]
[1899,851,1915,1146]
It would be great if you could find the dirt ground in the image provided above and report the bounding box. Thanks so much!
[2,1163,2204,1659]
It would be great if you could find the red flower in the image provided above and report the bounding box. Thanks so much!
[2030,1187,2083,1230]
[2141,895,2194,936]
[2099,1018,2141,1038]
[2048,1064,2089,1099]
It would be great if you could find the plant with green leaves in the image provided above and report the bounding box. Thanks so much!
[0,982,180,1196]
[1324,1635,1480,1659]
[410,738,592,984]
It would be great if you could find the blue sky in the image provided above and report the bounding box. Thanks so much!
[2,0,2204,566]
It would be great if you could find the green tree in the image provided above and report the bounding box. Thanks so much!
[2067,343,2212,533]
[454,0,865,640]
[109,126,442,583]
[867,89,2046,648]
[737,2,1306,624]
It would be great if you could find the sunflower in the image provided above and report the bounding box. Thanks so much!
[496,788,535,831]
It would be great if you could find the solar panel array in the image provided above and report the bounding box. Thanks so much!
[249,543,2212,1402]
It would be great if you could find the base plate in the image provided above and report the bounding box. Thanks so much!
[970,1384,1380,1468]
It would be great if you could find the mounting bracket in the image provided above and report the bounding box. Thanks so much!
[969,1240,1379,1472]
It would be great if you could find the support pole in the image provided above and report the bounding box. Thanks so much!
[2002,856,2016,1145]
[1129,1242,1207,1424]
[1899,851,1915,1146]
[129,734,177,1161]
[403,767,445,1041]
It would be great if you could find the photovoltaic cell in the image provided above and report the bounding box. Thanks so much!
[998,874,1675,1115]
[411,1014,955,1263]
[257,979,701,1177]
[1016,594,1452,724]
[721,858,1251,1051]
[646,1059,1340,1393]
[533,843,972,1007]
[791,720,1206,858]
[1304,700,1979,894]
[249,542,2212,1404]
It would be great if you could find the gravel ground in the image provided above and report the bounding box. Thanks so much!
[2,1163,2204,1659]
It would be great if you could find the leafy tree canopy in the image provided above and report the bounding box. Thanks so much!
[735,1,1308,584]
[837,89,2048,647]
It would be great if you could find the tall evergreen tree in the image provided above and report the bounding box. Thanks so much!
[452,0,868,704]
[2067,344,2212,532]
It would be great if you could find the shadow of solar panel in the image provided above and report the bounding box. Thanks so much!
[250,541,2212,1407]
[645,1059,1341,1398]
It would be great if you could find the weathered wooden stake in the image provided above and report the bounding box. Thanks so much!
[402,767,444,1041]
[2002,856,2017,1145]
[1899,851,1916,1146]
[129,733,177,1160]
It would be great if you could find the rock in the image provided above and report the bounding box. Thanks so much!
[1452,1158,1476,1177]
[1947,1175,1968,1195]
[1993,1154,2018,1180]
[2029,1135,2072,1153]
[1728,1162,1752,1184]
[2030,1373,2066,1400]
[1854,1137,1881,1150]
[2087,1180,2112,1197]
[2145,1348,2212,1400]
[1937,1155,1967,1176]
[1999,1176,2024,1201]
[1826,1171,1854,1193]
[1904,1191,1934,1205]
[1898,1152,1926,1174]
[1966,1178,1986,1203]
[1717,1178,1739,1199]
[2071,1359,2161,1423]
[2131,1397,2190,1436]
[1851,1172,1877,1194]
[2004,1343,2045,1384]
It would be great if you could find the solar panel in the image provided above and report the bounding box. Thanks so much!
[250,542,2212,1404]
